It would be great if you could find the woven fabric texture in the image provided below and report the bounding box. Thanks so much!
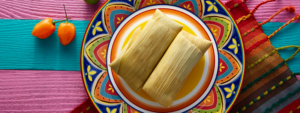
[225,0,300,113]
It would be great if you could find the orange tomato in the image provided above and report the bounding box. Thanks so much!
[58,23,76,46]
[32,18,56,39]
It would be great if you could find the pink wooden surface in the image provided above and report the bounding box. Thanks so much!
[0,0,105,20]
[242,0,300,23]
[297,75,300,81]
[0,70,87,112]
[0,0,300,22]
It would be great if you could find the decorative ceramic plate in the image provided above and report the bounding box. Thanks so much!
[106,5,219,112]
[80,0,245,112]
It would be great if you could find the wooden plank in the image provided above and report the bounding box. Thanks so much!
[0,0,300,22]
[0,19,89,71]
[0,70,87,112]
[0,0,105,20]
[243,0,300,23]
[0,20,300,72]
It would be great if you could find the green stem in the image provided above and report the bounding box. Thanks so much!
[52,18,71,24]
[52,20,66,24]
[63,4,68,23]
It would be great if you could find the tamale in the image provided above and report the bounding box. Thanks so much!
[109,27,141,73]
[182,31,213,54]
[109,9,183,91]
[143,31,212,107]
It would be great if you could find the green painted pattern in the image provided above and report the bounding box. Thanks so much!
[86,36,111,70]
[123,103,128,113]
[134,0,141,10]
[202,17,231,48]
[191,85,223,113]
[134,0,169,10]
[163,0,169,4]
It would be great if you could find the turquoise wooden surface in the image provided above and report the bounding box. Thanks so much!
[0,19,89,71]
[0,19,299,72]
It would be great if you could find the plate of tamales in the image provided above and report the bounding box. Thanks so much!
[81,0,245,113]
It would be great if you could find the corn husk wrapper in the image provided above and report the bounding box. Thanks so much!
[109,9,183,91]
[110,26,142,73]
[143,31,212,107]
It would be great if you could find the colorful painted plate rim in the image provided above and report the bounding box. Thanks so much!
[106,5,219,112]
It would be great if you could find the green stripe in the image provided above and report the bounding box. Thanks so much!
[246,50,276,71]
[0,19,89,71]
[237,74,297,113]
[263,86,300,113]
[241,61,286,93]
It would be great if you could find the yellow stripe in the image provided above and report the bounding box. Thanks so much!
[242,106,246,111]
[236,13,252,24]
[256,96,261,100]
[264,91,268,95]
[287,76,291,80]
[249,101,254,105]
[271,86,276,90]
